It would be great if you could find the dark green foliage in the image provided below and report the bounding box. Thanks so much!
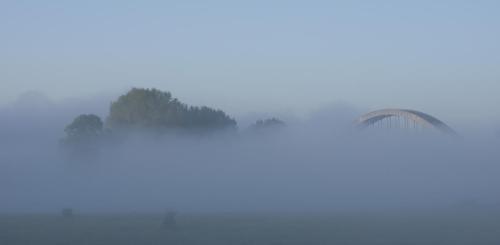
[184,106,237,130]
[63,114,103,144]
[61,114,104,158]
[107,88,184,129]
[106,88,236,133]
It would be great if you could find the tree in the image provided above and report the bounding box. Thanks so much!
[107,88,182,130]
[250,118,286,130]
[106,88,236,133]
[184,106,237,130]
[62,114,103,147]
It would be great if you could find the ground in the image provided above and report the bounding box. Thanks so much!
[1,211,500,245]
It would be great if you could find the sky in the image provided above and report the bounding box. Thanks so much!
[1,0,499,124]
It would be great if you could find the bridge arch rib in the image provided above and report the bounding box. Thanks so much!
[356,109,457,135]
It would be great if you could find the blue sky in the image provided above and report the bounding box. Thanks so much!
[1,0,499,123]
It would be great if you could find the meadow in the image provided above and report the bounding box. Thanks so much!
[1,210,500,245]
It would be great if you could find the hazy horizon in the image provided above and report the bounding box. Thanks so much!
[2,0,499,125]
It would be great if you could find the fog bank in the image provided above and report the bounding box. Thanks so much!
[1,96,499,214]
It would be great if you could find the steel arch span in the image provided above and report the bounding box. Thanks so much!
[356,109,457,135]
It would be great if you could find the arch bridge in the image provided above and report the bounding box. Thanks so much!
[356,109,457,135]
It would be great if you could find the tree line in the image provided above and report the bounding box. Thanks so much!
[62,88,284,151]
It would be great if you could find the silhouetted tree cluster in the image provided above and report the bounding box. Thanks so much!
[106,88,236,132]
[62,114,103,145]
[61,88,237,153]
[250,118,286,131]
[61,114,104,156]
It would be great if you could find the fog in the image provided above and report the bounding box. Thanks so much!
[1,93,499,214]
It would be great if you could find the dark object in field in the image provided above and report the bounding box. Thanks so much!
[61,208,74,218]
[162,211,177,229]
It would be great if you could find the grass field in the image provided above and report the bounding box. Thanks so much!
[1,211,500,245]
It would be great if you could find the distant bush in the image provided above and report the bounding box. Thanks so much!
[250,118,286,131]
[162,211,177,229]
[61,208,74,218]
[61,114,103,153]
